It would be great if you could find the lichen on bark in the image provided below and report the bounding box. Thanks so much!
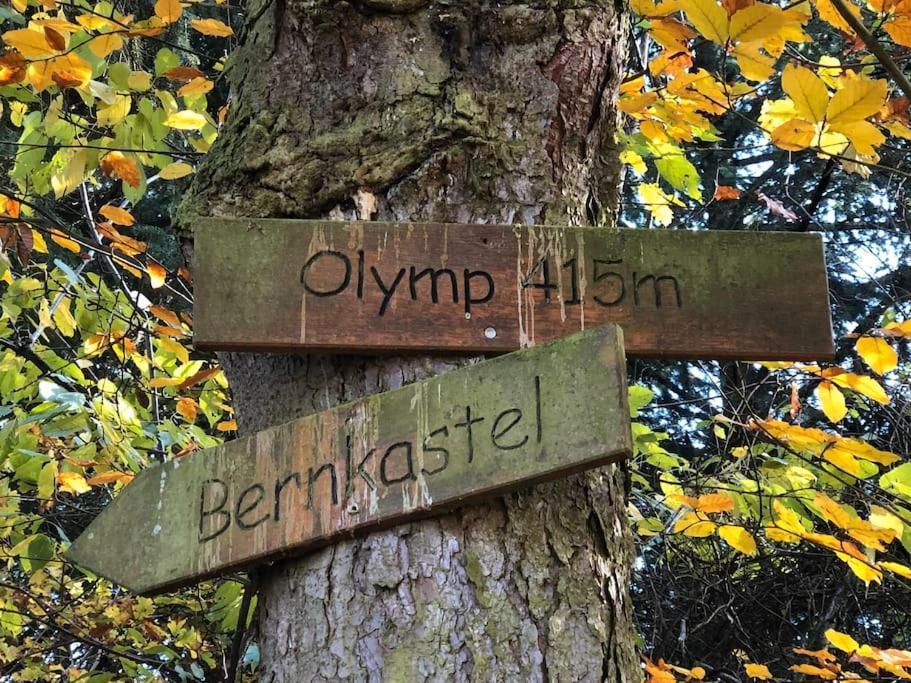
[179,0,639,680]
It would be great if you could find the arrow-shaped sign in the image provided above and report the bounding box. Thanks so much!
[193,219,834,361]
[68,325,632,594]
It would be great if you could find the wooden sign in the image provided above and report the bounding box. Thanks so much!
[192,218,834,360]
[67,325,631,594]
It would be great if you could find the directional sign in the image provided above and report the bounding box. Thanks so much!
[67,325,631,594]
[192,218,834,360]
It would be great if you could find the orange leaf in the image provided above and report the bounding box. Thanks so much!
[177,76,213,98]
[713,185,742,200]
[149,304,182,327]
[147,262,166,288]
[154,0,183,23]
[0,50,26,86]
[49,228,81,253]
[57,471,90,495]
[176,397,198,421]
[99,204,135,226]
[178,366,222,390]
[789,664,837,679]
[148,377,184,388]
[43,26,67,51]
[163,66,206,81]
[0,195,21,218]
[744,663,773,680]
[217,419,237,432]
[695,492,735,513]
[100,152,141,188]
[86,471,134,486]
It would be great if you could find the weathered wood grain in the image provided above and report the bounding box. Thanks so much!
[192,218,834,360]
[67,325,631,594]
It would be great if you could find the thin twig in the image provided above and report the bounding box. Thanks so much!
[827,0,911,100]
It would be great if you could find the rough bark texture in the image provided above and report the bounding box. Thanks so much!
[179,0,638,680]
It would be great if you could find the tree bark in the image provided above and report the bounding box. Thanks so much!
[180,0,638,680]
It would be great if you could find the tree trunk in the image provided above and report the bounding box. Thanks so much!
[179,0,638,680]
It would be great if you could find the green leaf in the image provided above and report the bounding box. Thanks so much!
[655,154,702,200]
[154,47,180,77]
[880,462,911,499]
[628,385,655,417]
[20,533,54,574]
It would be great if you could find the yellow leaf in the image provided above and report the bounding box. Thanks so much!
[31,230,47,254]
[96,95,132,126]
[843,555,883,585]
[217,419,238,432]
[99,204,135,226]
[159,162,194,179]
[781,64,829,123]
[770,118,815,150]
[829,119,885,155]
[88,32,123,58]
[190,18,234,37]
[855,336,897,375]
[2,28,56,59]
[816,381,847,423]
[827,76,888,125]
[745,663,773,680]
[678,0,730,43]
[869,505,903,536]
[884,319,911,337]
[734,43,775,81]
[815,0,859,32]
[100,152,141,188]
[158,336,189,364]
[176,397,198,421]
[57,471,91,495]
[639,183,682,226]
[718,525,758,555]
[155,0,183,23]
[147,262,166,288]
[127,70,152,91]
[826,371,889,405]
[49,228,80,253]
[881,561,911,579]
[52,296,76,337]
[689,667,706,680]
[674,511,717,537]
[76,14,115,31]
[177,76,214,98]
[813,492,855,529]
[822,446,862,475]
[825,629,859,653]
[729,3,786,43]
[50,148,87,198]
[164,109,207,130]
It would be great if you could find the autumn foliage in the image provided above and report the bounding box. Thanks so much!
[0,0,909,679]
